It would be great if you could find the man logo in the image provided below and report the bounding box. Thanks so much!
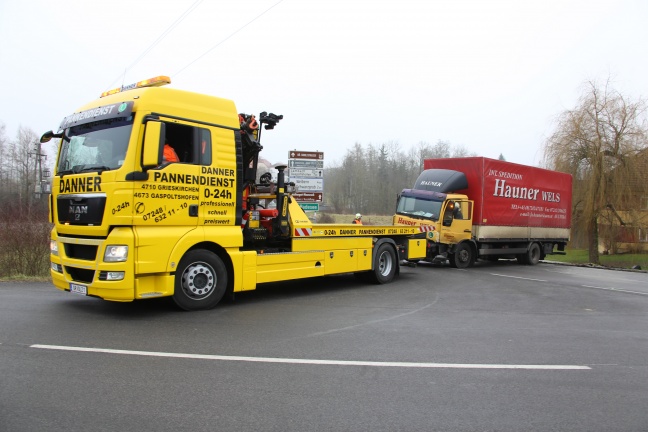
[69,205,88,214]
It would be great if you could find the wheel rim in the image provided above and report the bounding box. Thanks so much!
[378,250,393,276]
[181,261,216,300]
[458,248,470,263]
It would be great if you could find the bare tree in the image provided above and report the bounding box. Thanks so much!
[13,127,42,212]
[324,140,475,216]
[0,124,51,277]
[544,79,648,263]
[0,122,7,200]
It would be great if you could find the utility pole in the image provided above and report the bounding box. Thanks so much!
[29,141,48,199]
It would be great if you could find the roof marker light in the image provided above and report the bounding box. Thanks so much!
[100,75,171,98]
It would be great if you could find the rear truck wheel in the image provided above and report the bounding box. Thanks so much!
[526,243,541,265]
[451,242,474,269]
[173,250,228,311]
[370,243,398,284]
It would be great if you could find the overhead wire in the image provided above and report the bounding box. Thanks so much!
[173,0,286,77]
[104,0,204,90]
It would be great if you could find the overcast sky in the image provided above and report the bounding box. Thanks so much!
[1,0,646,168]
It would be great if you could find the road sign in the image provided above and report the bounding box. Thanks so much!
[288,168,323,178]
[289,150,325,202]
[288,159,324,168]
[292,177,323,192]
[289,151,324,160]
[293,192,323,202]
[299,203,319,211]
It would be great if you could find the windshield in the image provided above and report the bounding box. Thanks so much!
[57,118,133,174]
[396,195,443,221]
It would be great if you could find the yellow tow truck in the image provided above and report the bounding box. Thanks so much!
[41,76,427,310]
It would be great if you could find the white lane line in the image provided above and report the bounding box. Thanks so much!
[490,273,547,282]
[581,285,648,296]
[30,344,590,370]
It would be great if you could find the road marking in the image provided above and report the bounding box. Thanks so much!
[581,285,648,296]
[490,273,547,282]
[307,302,437,337]
[491,274,647,296]
[30,344,590,370]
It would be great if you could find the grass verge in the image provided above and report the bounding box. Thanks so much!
[547,249,647,270]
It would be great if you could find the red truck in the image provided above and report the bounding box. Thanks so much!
[393,157,572,268]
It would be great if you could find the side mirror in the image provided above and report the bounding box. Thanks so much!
[142,121,165,169]
[40,130,62,143]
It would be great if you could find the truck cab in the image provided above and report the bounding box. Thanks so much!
[394,188,475,267]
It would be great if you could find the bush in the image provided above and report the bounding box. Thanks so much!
[0,208,51,278]
[317,213,335,223]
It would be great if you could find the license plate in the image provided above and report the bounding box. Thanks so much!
[70,283,87,296]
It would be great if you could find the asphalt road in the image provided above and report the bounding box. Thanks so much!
[1,261,647,432]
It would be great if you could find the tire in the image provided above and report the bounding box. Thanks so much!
[451,243,474,269]
[173,250,228,311]
[369,243,397,284]
[526,243,541,266]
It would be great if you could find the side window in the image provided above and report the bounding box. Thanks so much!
[162,122,211,165]
[199,128,212,166]
[464,201,472,220]
[444,200,471,226]
[454,201,471,220]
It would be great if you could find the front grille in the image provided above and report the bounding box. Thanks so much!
[64,243,98,261]
[57,194,106,226]
[65,267,95,283]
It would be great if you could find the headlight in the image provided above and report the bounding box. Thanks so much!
[50,240,59,256]
[104,245,128,262]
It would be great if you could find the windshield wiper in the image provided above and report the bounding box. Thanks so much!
[58,165,111,175]
[76,165,111,174]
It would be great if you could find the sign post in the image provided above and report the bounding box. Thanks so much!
[288,150,324,205]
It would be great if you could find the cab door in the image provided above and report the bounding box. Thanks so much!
[440,200,473,244]
[136,120,204,228]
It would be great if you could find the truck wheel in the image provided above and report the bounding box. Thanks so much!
[173,250,227,311]
[451,243,474,269]
[526,243,541,266]
[370,243,397,284]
